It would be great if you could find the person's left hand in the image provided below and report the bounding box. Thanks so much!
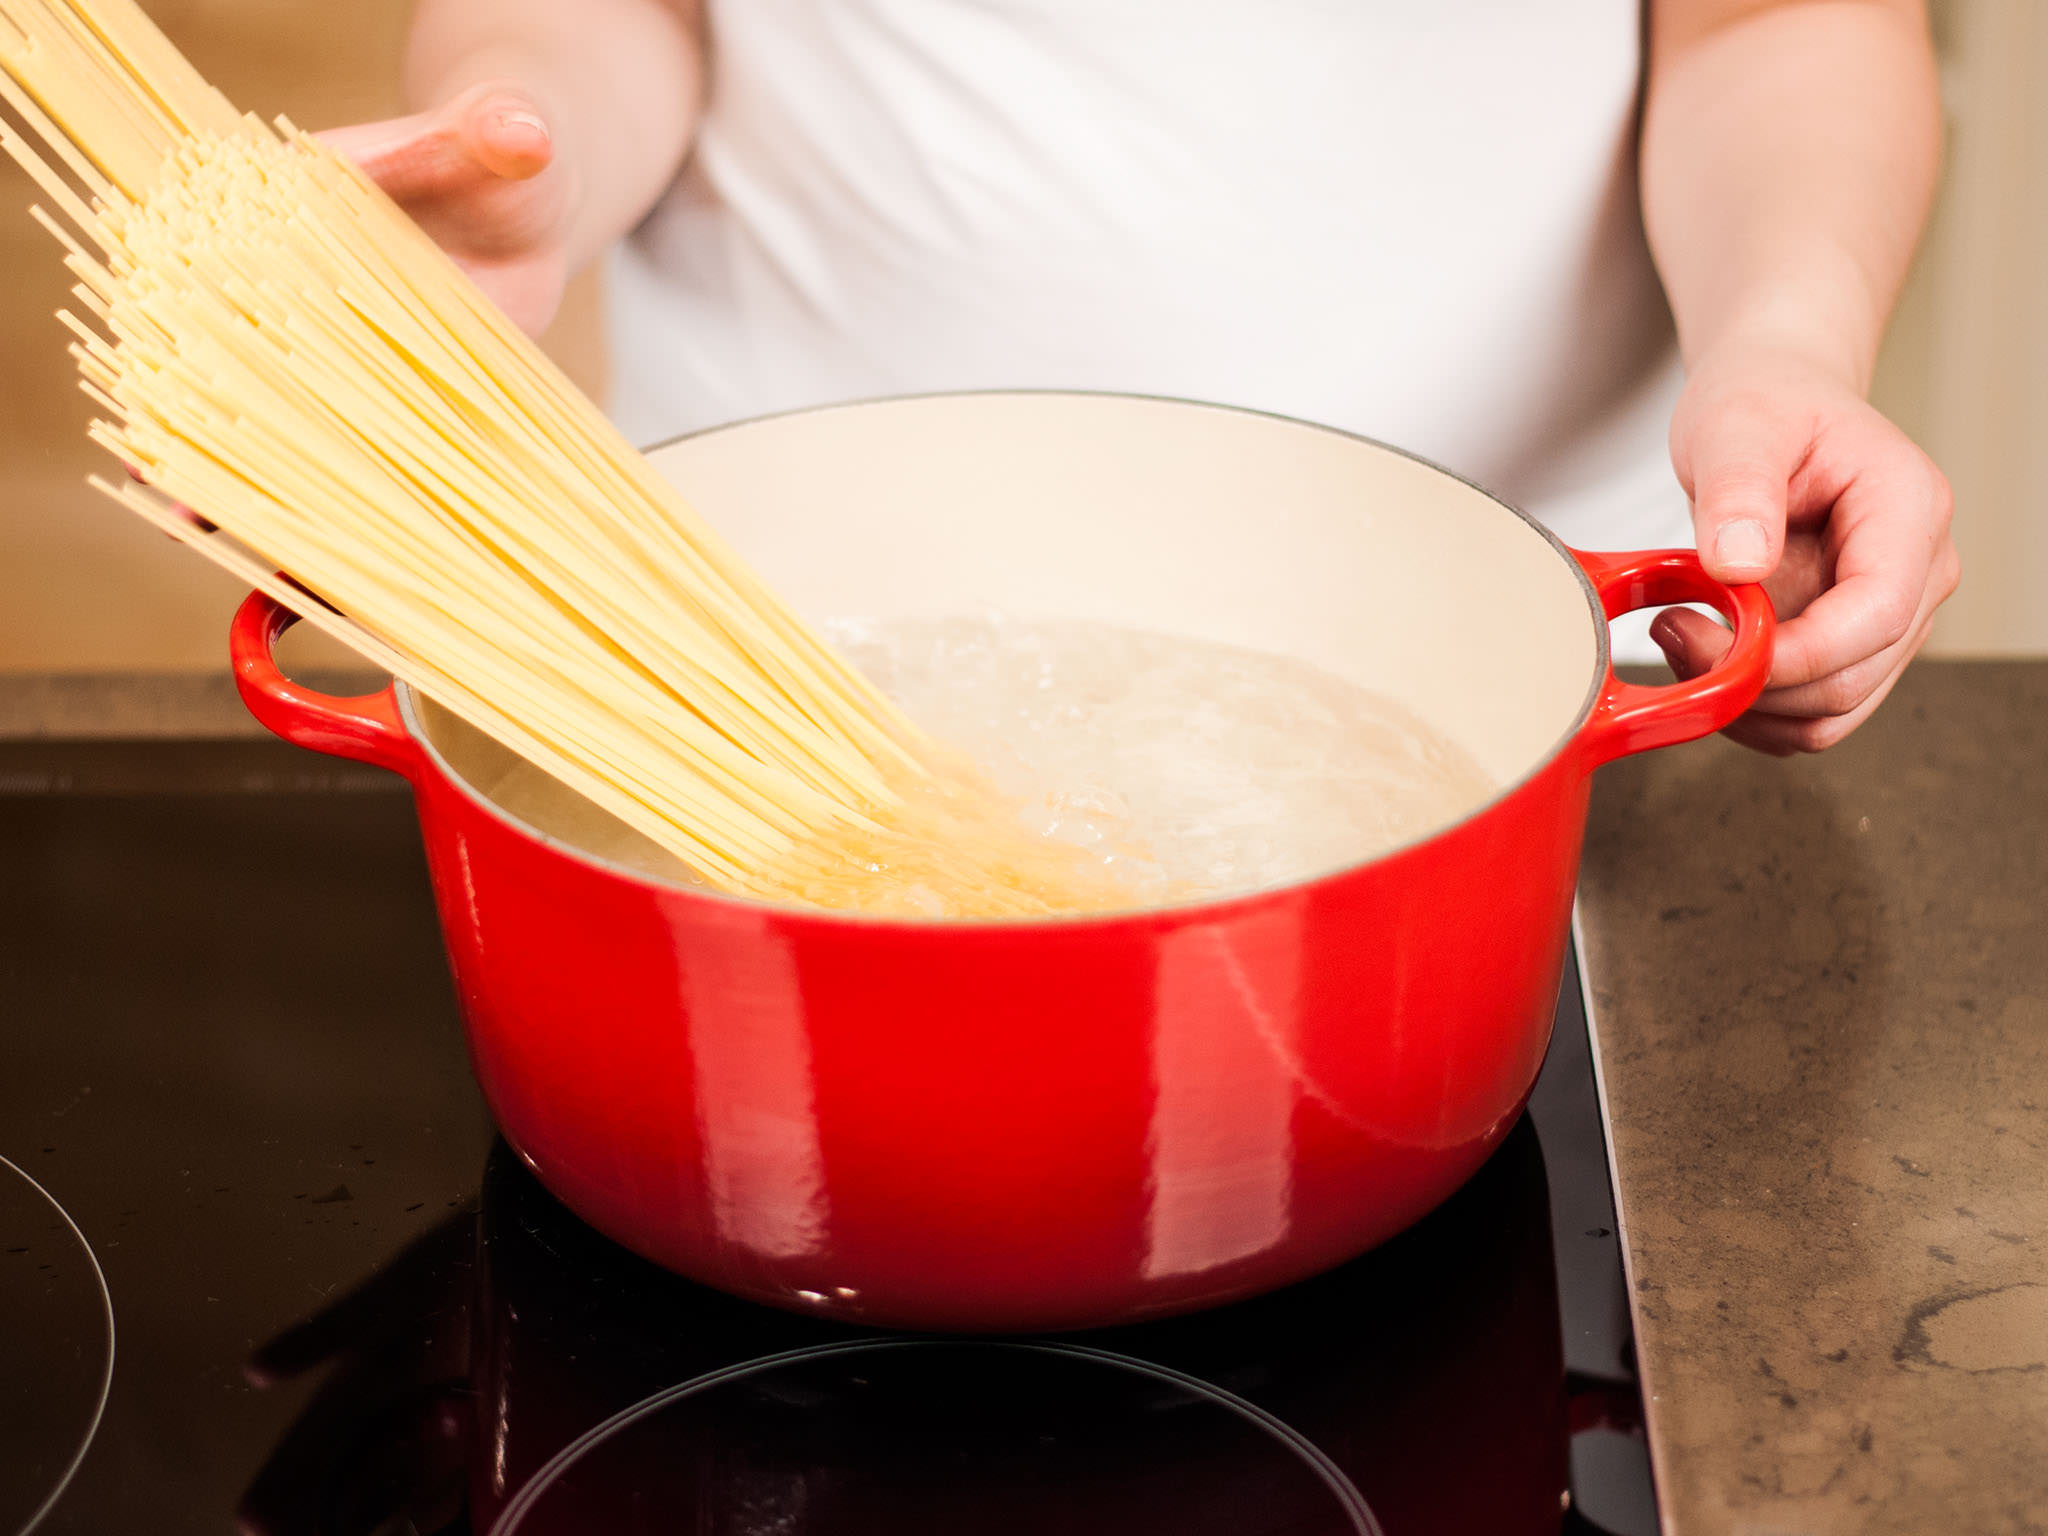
[1654,342,1959,754]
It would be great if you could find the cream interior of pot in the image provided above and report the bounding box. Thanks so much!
[407,392,1605,895]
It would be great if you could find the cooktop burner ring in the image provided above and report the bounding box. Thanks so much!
[488,1336,1383,1535]
[0,1153,115,1536]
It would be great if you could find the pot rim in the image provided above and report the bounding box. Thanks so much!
[394,388,1611,931]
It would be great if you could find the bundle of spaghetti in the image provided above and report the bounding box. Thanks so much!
[0,0,1136,915]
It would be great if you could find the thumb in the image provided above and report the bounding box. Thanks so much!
[450,85,554,183]
[1674,394,1799,585]
[315,84,552,200]
[314,109,442,192]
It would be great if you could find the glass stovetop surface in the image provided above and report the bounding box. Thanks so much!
[0,746,1648,1535]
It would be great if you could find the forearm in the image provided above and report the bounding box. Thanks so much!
[1641,0,1940,393]
[402,0,704,270]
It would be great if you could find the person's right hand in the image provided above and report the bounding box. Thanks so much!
[320,82,575,336]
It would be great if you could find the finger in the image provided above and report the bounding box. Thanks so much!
[1718,614,1930,754]
[1649,603,1734,678]
[1754,527,1836,632]
[314,109,451,195]
[1714,716,1801,756]
[1753,641,1912,719]
[457,89,553,182]
[1675,390,1809,583]
[1742,539,1956,718]
[1762,456,1948,688]
[1654,596,1907,720]
[1653,511,1949,705]
[1645,520,1836,683]
[314,87,550,200]
[1648,597,1920,750]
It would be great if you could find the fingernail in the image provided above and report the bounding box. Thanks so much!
[1649,611,1680,652]
[1714,519,1770,573]
[494,109,549,142]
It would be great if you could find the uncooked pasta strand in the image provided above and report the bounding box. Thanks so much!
[0,0,1136,916]
[0,57,109,196]
[97,475,781,886]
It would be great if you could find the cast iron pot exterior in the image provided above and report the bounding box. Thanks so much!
[228,392,1771,1331]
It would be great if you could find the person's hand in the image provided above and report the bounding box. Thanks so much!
[319,81,575,336]
[1654,342,1959,754]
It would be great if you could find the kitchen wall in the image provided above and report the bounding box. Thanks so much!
[0,0,2038,671]
[1871,0,2048,655]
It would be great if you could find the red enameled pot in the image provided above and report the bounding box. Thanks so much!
[230,391,1771,1332]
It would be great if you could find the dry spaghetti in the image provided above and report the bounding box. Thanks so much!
[0,0,1132,914]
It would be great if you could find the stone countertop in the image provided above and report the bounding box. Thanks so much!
[6,661,2044,1532]
[0,669,384,738]
[1578,659,2048,1536]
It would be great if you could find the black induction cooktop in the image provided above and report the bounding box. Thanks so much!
[0,739,1655,1534]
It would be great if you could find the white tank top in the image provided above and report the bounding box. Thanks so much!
[607,0,1693,659]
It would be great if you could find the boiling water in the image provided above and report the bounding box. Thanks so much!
[836,615,1493,897]
[472,614,1495,908]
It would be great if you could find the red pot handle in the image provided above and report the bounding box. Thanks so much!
[230,589,422,778]
[1572,548,1775,767]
